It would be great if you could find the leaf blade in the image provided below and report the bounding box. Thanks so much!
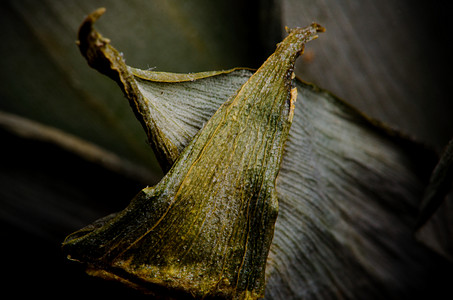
[65,16,324,298]
[68,8,448,299]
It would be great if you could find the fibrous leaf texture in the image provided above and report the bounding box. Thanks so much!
[63,8,449,300]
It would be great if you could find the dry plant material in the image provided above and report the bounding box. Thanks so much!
[64,7,447,300]
[63,8,324,299]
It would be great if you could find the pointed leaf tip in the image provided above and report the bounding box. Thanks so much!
[65,11,327,299]
[285,23,325,37]
[87,7,106,23]
[78,8,106,45]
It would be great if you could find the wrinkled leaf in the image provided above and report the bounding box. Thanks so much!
[266,80,442,299]
[64,8,451,300]
[64,9,324,299]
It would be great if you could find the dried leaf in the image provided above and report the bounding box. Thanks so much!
[63,8,324,299]
[1,0,280,174]
[64,8,451,300]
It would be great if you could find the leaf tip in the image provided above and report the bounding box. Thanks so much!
[285,23,325,42]
[89,7,107,22]
[77,7,107,47]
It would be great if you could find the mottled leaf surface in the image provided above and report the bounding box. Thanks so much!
[64,16,324,299]
[127,69,446,298]
[65,9,453,299]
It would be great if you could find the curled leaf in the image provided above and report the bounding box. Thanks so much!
[77,7,257,172]
[64,9,324,299]
[65,8,449,300]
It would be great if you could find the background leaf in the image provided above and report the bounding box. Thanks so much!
[282,0,453,149]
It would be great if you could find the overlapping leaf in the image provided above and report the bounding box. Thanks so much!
[65,8,449,299]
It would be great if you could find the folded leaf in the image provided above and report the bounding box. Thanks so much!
[64,9,324,299]
[76,8,255,172]
[65,8,448,300]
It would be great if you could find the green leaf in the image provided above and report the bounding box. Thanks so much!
[64,8,449,300]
